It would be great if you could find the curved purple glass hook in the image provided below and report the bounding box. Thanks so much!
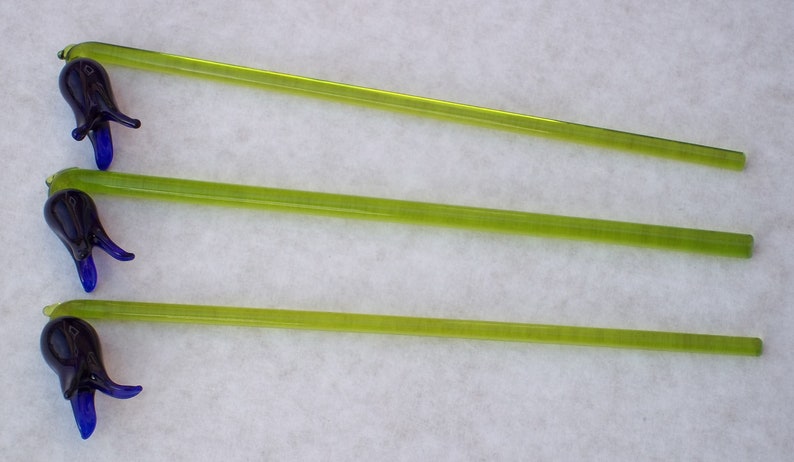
[59,58,141,170]
[41,316,142,439]
[44,189,134,292]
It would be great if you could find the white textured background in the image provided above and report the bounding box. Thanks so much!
[1,1,792,460]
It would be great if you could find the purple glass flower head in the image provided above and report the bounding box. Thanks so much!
[44,189,134,292]
[59,58,141,170]
[41,316,142,439]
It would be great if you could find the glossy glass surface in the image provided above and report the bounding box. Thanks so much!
[59,58,141,170]
[40,316,142,439]
[47,168,753,258]
[44,189,134,292]
[44,300,762,356]
[58,42,745,170]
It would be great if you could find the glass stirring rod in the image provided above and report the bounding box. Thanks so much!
[58,42,745,170]
[46,168,753,257]
[43,300,762,356]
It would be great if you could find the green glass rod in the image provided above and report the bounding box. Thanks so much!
[46,168,753,257]
[58,42,744,170]
[43,299,762,356]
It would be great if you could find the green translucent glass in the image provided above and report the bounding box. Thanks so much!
[58,42,745,170]
[43,300,762,356]
[46,168,752,257]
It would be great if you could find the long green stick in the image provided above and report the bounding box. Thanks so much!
[43,300,762,356]
[46,168,753,257]
[58,42,745,170]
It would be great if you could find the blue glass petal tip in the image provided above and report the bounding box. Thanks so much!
[76,255,97,292]
[71,390,97,439]
[98,382,143,400]
[88,124,113,171]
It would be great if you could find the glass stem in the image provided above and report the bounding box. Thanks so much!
[47,168,753,257]
[43,299,762,356]
[58,42,745,170]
